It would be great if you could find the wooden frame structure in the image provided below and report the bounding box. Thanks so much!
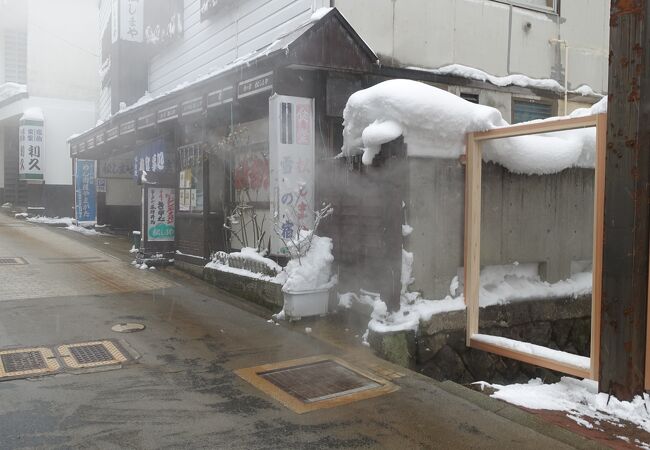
[464,113,606,380]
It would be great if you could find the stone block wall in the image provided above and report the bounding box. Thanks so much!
[370,295,592,384]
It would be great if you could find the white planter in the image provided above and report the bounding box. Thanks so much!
[283,287,330,320]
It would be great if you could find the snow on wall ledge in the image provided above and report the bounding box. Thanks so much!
[341,79,607,175]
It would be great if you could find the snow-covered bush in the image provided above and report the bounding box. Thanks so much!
[283,234,336,292]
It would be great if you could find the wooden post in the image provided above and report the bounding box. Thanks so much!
[600,0,650,400]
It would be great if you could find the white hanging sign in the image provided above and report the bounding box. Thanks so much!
[19,120,44,181]
[269,95,315,255]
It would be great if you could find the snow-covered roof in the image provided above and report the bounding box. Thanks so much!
[70,7,377,148]
[342,79,607,175]
[0,82,27,104]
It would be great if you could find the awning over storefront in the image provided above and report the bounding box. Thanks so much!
[69,8,379,160]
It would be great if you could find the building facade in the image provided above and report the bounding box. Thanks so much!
[0,0,99,216]
[69,0,608,288]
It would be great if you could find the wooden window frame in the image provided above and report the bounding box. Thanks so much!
[464,113,606,380]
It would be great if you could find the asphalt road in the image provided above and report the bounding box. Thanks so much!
[0,213,603,449]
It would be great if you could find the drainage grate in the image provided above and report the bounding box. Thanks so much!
[0,257,27,265]
[70,344,113,364]
[1,351,46,372]
[260,360,380,403]
[0,347,60,380]
[58,340,128,369]
[236,356,398,414]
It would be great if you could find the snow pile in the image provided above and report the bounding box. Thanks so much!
[411,64,564,93]
[342,79,505,162]
[478,263,592,305]
[21,107,44,122]
[342,79,607,175]
[472,334,590,370]
[340,262,592,334]
[573,84,602,97]
[205,248,287,285]
[66,224,102,236]
[0,82,27,102]
[479,377,650,438]
[27,216,75,226]
[283,235,337,292]
[310,7,333,22]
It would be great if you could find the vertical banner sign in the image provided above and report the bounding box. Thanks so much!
[18,119,44,181]
[75,159,97,223]
[147,187,175,241]
[120,0,143,42]
[269,95,315,255]
[111,0,119,43]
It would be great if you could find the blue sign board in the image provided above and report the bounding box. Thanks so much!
[134,138,169,180]
[75,159,97,223]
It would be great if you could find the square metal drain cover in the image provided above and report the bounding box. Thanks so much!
[0,347,60,380]
[236,356,398,414]
[0,257,27,265]
[58,340,128,369]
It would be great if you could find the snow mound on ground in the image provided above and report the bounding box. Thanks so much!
[27,216,75,226]
[481,377,650,436]
[283,235,336,292]
[342,79,606,175]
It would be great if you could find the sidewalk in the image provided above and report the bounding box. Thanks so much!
[0,213,605,449]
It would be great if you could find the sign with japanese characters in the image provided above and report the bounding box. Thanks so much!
[269,95,315,255]
[147,187,175,241]
[96,178,107,193]
[18,121,44,180]
[134,138,169,179]
[75,159,97,224]
[119,0,143,42]
[99,157,133,179]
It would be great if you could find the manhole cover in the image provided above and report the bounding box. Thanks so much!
[0,257,27,265]
[0,347,60,380]
[111,323,145,333]
[236,356,398,414]
[260,360,381,403]
[58,340,128,369]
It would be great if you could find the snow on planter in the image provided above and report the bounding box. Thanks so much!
[282,235,336,293]
[341,79,607,175]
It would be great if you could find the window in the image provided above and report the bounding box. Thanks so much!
[460,93,479,104]
[512,99,553,124]
[495,0,558,13]
[4,30,27,84]
[178,143,204,213]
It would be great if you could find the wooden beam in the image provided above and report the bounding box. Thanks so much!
[600,1,650,400]
[470,338,591,380]
[591,113,606,381]
[472,115,598,142]
[464,133,481,344]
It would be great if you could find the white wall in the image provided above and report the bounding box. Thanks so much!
[106,179,140,206]
[0,126,4,189]
[336,0,610,93]
[26,0,100,102]
[148,0,329,94]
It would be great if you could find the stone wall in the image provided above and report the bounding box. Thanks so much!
[369,295,592,384]
[203,267,284,312]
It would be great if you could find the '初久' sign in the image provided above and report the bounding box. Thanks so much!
[18,120,44,181]
[134,138,170,179]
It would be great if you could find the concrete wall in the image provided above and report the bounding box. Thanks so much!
[336,0,609,93]
[407,157,594,299]
[26,0,100,102]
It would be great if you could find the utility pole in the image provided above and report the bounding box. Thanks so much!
[600,0,650,400]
